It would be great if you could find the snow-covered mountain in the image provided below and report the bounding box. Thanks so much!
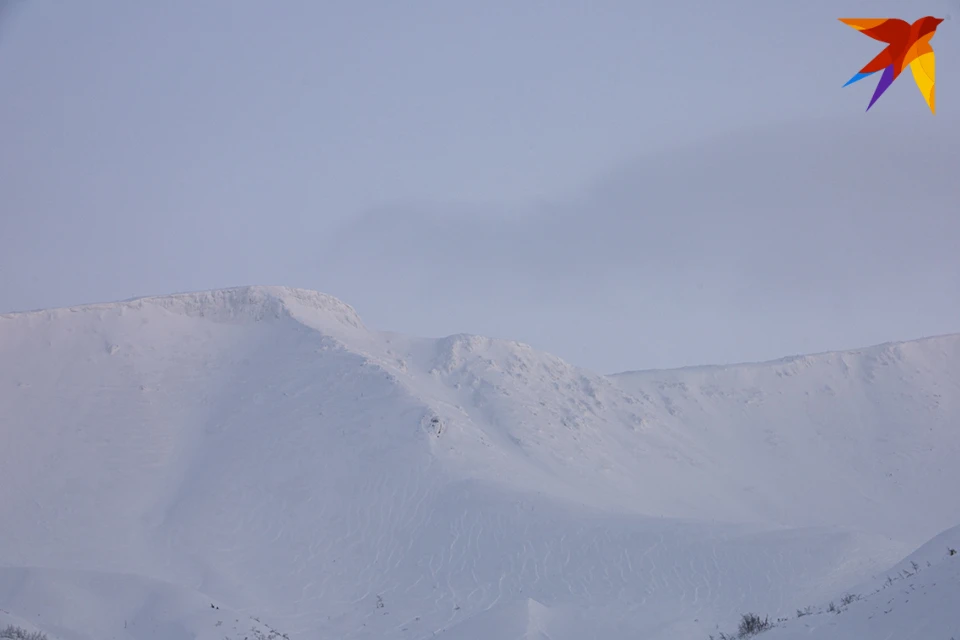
[1,286,957,639]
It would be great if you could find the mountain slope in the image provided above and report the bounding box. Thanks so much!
[611,336,960,544]
[754,523,960,640]
[1,286,957,639]
[0,567,285,640]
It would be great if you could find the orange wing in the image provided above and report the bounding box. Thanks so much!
[838,18,911,43]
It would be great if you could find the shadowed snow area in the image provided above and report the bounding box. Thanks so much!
[1,286,958,639]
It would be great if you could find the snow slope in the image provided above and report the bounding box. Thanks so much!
[612,338,960,544]
[0,567,285,640]
[744,524,960,640]
[1,286,957,639]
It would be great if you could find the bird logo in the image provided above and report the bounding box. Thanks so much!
[839,16,943,113]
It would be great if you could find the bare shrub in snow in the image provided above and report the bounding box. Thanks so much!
[737,613,772,637]
[708,612,774,639]
[0,626,48,640]
[839,592,861,608]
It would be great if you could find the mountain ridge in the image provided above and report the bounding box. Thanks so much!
[0,285,365,334]
[612,330,960,377]
[2,285,958,638]
[6,284,958,379]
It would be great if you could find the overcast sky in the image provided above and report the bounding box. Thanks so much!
[1,0,958,373]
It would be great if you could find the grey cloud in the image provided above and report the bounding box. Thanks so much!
[314,113,960,371]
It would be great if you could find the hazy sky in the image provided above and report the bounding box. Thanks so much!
[2,0,959,373]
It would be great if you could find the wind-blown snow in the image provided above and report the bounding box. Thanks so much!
[1,286,957,639]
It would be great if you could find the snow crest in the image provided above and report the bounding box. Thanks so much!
[1,285,365,332]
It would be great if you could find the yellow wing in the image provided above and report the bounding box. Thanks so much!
[907,36,936,113]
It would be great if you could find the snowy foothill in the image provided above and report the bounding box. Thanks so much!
[1,286,957,639]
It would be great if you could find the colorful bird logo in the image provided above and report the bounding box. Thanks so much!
[839,16,943,113]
